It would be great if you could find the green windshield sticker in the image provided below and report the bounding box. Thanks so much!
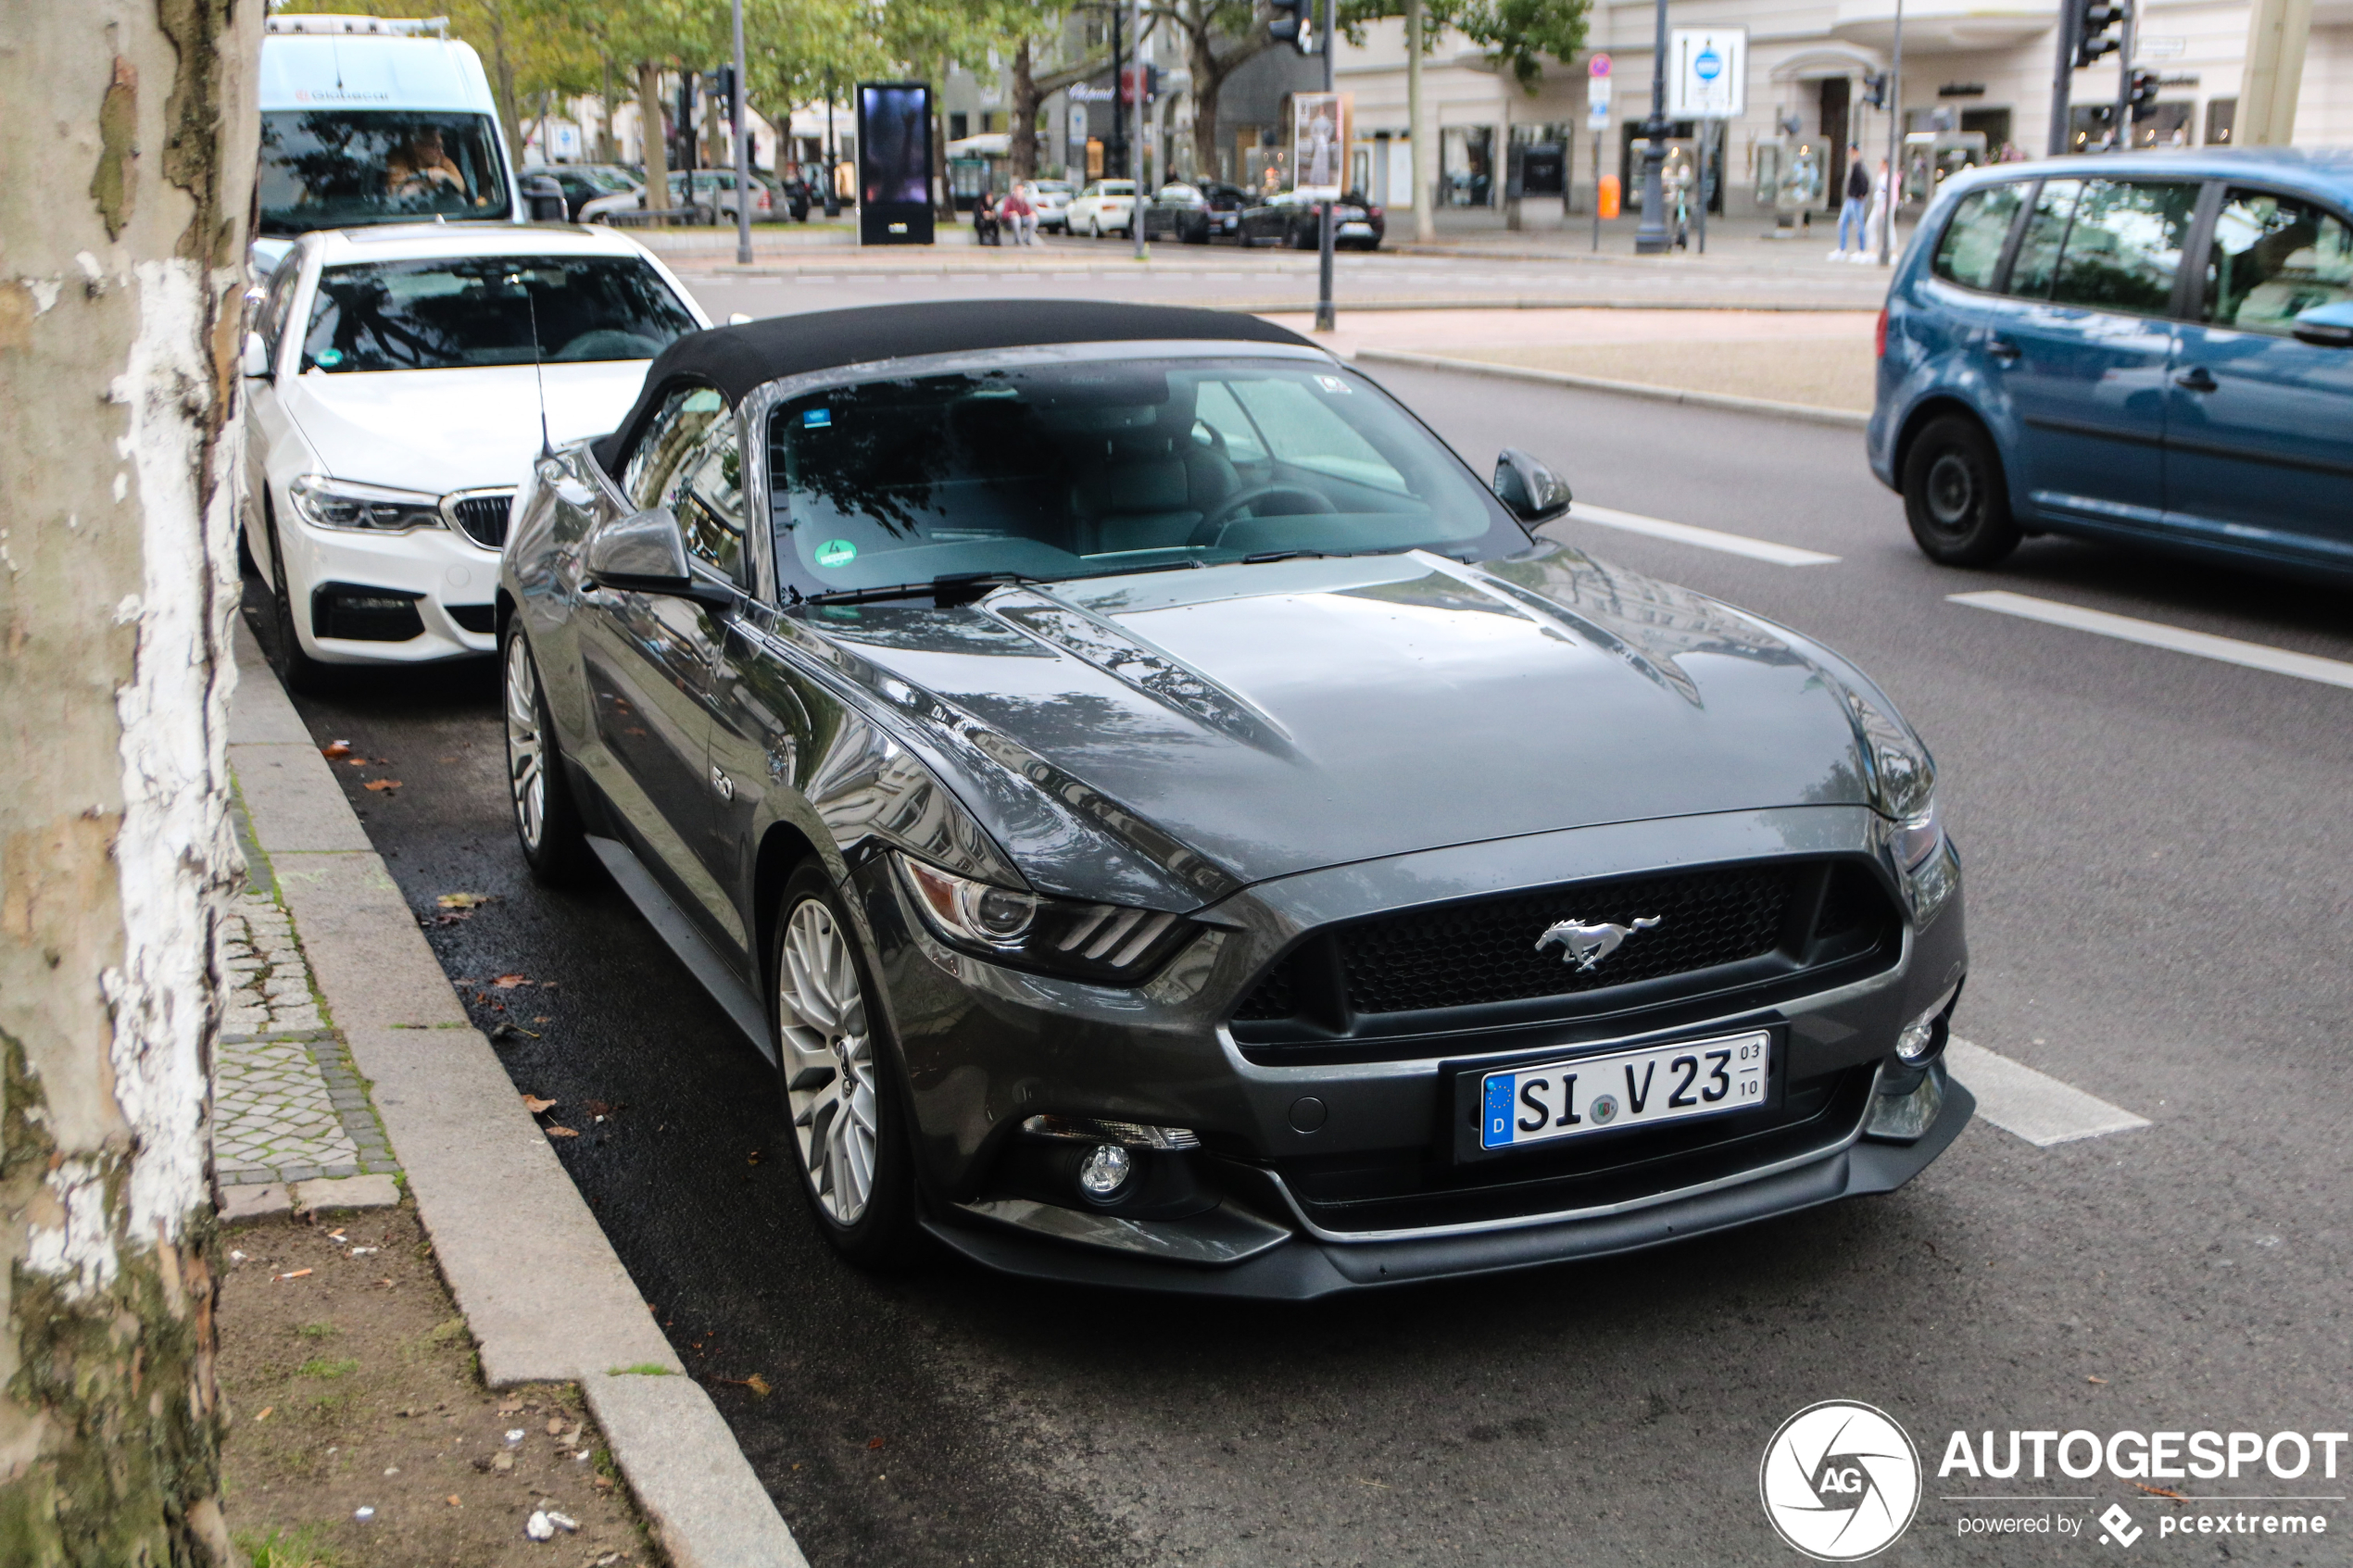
[814,539,857,569]
[316,348,343,367]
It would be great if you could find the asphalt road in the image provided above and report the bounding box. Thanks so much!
[263,344,2353,1564]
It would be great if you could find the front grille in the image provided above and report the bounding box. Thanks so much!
[447,492,514,550]
[1231,859,1899,1060]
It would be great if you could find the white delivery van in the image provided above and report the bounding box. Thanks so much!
[253,15,557,275]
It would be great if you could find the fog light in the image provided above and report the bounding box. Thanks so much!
[1895,983,1960,1064]
[1076,1143,1132,1200]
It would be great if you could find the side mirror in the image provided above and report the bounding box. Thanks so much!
[2290,300,2353,349]
[1491,447,1572,524]
[242,331,271,380]
[521,173,568,223]
[583,508,735,609]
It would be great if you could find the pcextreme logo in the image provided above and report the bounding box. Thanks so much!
[1760,1401,1924,1561]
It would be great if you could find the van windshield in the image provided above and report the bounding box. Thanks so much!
[258,110,509,235]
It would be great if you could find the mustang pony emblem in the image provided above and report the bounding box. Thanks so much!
[1534,916,1663,971]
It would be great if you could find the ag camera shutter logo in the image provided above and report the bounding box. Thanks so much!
[1760,1401,1922,1560]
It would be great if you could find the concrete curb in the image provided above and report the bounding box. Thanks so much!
[227,625,808,1568]
[1352,347,1874,430]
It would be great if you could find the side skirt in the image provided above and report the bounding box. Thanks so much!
[585,834,774,1063]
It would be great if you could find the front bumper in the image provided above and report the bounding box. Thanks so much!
[281,505,504,665]
[849,804,1969,1298]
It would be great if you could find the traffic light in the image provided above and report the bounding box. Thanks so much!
[709,66,737,112]
[2128,67,2161,120]
[1269,0,1316,56]
[1861,71,1887,110]
[2075,0,2128,69]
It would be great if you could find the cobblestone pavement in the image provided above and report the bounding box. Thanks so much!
[213,793,398,1192]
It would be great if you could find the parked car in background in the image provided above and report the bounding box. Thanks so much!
[1871,149,2353,583]
[1066,179,1138,238]
[666,168,772,223]
[1139,182,1248,244]
[241,223,707,690]
[1239,189,1386,250]
[577,176,648,223]
[1030,179,1075,232]
[538,163,640,221]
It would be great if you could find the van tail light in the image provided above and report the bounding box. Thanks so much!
[1368,205,1384,219]
[1875,307,1889,359]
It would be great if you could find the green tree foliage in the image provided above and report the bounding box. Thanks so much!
[1340,0,1590,91]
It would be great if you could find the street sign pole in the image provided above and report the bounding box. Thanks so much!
[1131,0,1147,260]
[731,0,752,266]
[1881,0,1903,265]
[2111,0,2137,150]
[1587,55,1610,254]
[1635,0,1669,254]
[1315,0,1336,332]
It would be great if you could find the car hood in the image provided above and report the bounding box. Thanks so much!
[285,361,652,495]
[802,546,1875,899]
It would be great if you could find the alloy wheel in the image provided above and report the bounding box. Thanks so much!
[1924,451,1978,536]
[777,897,879,1225]
[503,633,547,853]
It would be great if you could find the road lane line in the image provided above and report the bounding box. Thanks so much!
[1567,502,1842,567]
[1950,591,2353,691]
[1944,1038,2151,1148]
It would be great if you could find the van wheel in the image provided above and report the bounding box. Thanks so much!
[1902,416,2021,568]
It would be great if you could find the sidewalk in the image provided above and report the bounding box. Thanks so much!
[219,623,807,1568]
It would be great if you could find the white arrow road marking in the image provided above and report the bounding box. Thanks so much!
[1567,502,1842,567]
[1950,591,2353,691]
[1946,1038,2151,1148]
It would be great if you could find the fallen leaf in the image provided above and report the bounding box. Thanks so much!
[491,1450,515,1472]
[546,1417,565,1436]
[254,1406,274,1422]
[584,1100,618,1117]
[533,1015,554,1023]
[447,1494,462,1508]
[545,1125,580,1138]
[437,893,495,910]
[321,741,352,759]
[866,1436,885,1450]
[497,1396,524,1413]
[746,1150,763,1166]
[2134,1482,2188,1501]
[521,1094,558,1114]
[375,1277,394,1288]
[363,779,401,792]
[2086,1374,2108,1385]
[272,1268,313,1282]
[747,1374,773,1398]
[492,973,529,988]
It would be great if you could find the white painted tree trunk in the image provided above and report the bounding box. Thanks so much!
[1,0,258,1556]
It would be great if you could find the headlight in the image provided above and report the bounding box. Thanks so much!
[288,474,445,533]
[1840,684,1935,822]
[1890,795,1943,872]
[895,854,1197,985]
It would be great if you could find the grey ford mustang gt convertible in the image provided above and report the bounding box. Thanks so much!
[497,300,1970,1298]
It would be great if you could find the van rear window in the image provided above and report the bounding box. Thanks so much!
[258,110,509,235]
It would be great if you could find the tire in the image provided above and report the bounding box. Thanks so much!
[500,623,593,886]
[1088,215,1101,238]
[262,499,332,697]
[771,861,922,1268]
[1902,414,2021,568]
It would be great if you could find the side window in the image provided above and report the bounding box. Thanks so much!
[2048,180,2200,315]
[668,422,747,586]
[2006,179,2082,300]
[2204,188,2353,334]
[1931,183,2026,292]
[1229,377,1408,493]
[621,383,728,513]
[258,259,303,359]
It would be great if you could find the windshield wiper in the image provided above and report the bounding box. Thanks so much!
[804,571,1040,608]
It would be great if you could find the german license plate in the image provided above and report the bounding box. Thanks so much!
[1478,1029,1771,1151]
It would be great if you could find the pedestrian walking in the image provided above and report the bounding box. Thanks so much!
[1832,144,1869,257]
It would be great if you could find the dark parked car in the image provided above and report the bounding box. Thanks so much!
[1871,148,2353,582]
[541,163,640,221]
[1142,181,1250,243]
[497,300,1969,1297]
[1239,189,1386,249]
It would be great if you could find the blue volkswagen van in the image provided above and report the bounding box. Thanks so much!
[1869,150,2353,583]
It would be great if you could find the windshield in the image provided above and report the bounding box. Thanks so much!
[300,256,699,373]
[766,356,1520,596]
[257,110,510,235]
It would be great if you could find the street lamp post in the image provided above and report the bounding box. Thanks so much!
[1879,0,1902,266]
[1132,0,1147,259]
[1634,0,1671,254]
[1315,0,1336,329]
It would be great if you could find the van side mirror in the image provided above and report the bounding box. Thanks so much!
[1492,448,1572,523]
[243,331,271,380]
[521,173,568,223]
[583,508,734,609]
[2290,300,2353,349]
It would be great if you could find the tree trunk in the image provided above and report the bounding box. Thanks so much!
[1189,26,1227,181]
[638,62,672,211]
[1010,39,1040,182]
[485,2,522,167]
[0,2,255,1560]
[1408,0,1436,241]
[932,54,953,218]
[600,55,618,162]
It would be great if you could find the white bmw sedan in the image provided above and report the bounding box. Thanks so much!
[241,223,708,688]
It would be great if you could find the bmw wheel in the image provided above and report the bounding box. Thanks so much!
[1902,415,2021,568]
[262,499,333,697]
[773,862,919,1265]
[501,624,593,885]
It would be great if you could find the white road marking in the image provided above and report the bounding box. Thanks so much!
[1566,502,1841,567]
[1945,1038,2151,1148]
[1950,591,2353,691]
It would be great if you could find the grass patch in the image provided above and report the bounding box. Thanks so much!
[296,1357,359,1380]
[296,1322,338,1340]
[606,1363,674,1376]
[236,1524,343,1568]
[424,1316,469,1346]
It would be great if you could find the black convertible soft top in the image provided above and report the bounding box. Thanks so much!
[594,298,1320,475]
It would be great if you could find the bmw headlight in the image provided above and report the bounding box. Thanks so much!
[895,854,1197,985]
[288,473,445,533]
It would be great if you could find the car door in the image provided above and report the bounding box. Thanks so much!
[2163,183,2353,564]
[1983,177,2198,530]
[577,382,744,948]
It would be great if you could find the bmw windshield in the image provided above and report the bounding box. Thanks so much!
[766,353,1524,596]
[300,257,699,373]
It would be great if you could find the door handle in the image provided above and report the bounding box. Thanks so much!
[1985,336,2021,362]
[2174,366,2218,393]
